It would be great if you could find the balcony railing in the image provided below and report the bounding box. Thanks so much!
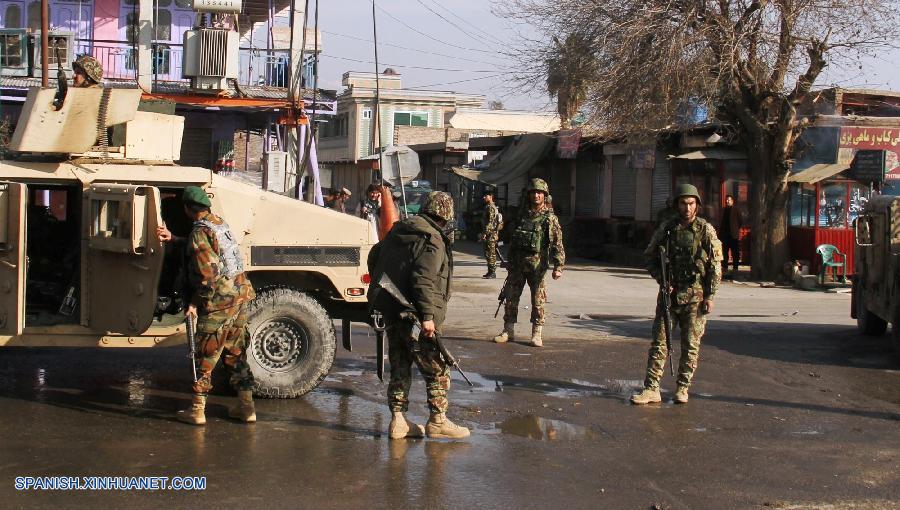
[1,38,292,88]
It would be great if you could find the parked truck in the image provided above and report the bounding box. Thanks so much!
[851,194,900,358]
[0,86,375,397]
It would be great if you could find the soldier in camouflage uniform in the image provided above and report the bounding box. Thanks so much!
[479,188,503,279]
[72,55,103,88]
[492,178,565,347]
[632,183,722,405]
[166,186,258,425]
[367,192,470,440]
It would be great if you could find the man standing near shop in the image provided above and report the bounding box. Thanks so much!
[367,192,470,440]
[161,186,258,426]
[479,188,503,279]
[719,194,742,279]
[632,184,722,405]
[492,178,565,347]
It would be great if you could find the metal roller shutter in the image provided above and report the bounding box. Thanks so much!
[651,151,671,216]
[550,163,572,216]
[611,155,635,218]
[575,160,601,217]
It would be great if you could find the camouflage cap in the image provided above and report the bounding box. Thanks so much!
[422,191,454,222]
[182,186,211,208]
[73,55,103,84]
[673,183,702,205]
[526,178,549,194]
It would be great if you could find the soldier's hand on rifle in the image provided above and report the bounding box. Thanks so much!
[421,320,436,338]
[186,304,198,320]
[701,300,714,315]
[552,269,562,280]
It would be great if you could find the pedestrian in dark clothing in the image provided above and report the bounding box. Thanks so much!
[719,195,742,278]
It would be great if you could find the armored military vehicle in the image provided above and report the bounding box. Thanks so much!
[851,194,900,357]
[0,87,375,397]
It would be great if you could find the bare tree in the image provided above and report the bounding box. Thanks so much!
[498,0,898,279]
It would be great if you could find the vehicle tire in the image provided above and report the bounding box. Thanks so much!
[245,287,336,398]
[856,287,887,336]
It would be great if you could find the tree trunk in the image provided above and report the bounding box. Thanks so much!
[748,132,791,281]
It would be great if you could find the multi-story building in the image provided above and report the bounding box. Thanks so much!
[0,0,331,176]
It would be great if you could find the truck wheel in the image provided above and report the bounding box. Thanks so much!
[245,287,336,398]
[857,290,887,336]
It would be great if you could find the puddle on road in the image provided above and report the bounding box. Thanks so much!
[453,371,643,401]
[495,415,591,440]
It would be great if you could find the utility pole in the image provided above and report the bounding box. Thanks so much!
[286,0,306,199]
[137,0,153,91]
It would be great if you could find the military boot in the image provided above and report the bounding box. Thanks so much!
[482,270,496,279]
[674,386,689,404]
[389,411,425,440]
[425,413,470,439]
[492,323,515,343]
[177,394,207,425]
[529,325,543,347]
[228,390,257,422]
[630,388,662,405]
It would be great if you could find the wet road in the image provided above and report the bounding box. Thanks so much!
[2,247,900,509]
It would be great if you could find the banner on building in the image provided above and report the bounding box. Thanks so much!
[557,129,582,159]
[838,127,900,180]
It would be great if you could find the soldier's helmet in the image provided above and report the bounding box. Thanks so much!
[73,55,103,84]
[527,178,550,195]
[422,191,455,222]
[673,183,702,205]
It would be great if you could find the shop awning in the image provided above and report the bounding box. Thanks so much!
[448,133,554,184]
[669,148,747,160]
[787,163,851,184]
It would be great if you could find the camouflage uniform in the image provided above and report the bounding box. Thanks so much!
[482,202,502,272]
[367,192,454,415]
[503,196,565,326]
[643,215,722,391]
[73,55,103,86]
[187,212,256,395]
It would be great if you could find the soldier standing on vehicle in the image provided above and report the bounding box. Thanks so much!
[479,188,503,279]
[492,178,565,347]
[632,184,722,405]
[367,192,470,440]
[162,186,258,425]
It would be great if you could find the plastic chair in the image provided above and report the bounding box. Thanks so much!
[815,244,846,284]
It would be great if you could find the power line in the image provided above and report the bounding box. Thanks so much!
[406,73,506,89]
[420,0,509,47]
[414,0,502,51]
[375,3,500,55]
[320,53,506,73]
[321,30,506,66]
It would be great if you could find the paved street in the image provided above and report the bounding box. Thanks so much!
[2,243,899,509]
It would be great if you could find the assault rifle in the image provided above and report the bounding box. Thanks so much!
[375,273,473,386]
[185,315,199,383]
[494,274,511,318]
[658,245,676,377]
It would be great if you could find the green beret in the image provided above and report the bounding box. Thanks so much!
[182,186,211,207]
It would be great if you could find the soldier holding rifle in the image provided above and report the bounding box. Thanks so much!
[632,184,722,405]
[367,192,470,440]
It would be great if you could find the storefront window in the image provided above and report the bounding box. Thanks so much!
[818,183,847,228]
[789,184,816,227]
[849,183,871,225]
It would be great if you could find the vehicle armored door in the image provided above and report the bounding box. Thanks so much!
[84,184,165,334]
[0,182,26,335]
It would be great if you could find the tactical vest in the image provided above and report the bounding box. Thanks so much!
[667,220,707,289]
[194,218,244,279]
[512,212,548,253]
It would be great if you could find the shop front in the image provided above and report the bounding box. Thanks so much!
[787,164,870,275]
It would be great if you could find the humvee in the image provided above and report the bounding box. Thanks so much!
[0,87,375,397]
[851,194,900,357]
